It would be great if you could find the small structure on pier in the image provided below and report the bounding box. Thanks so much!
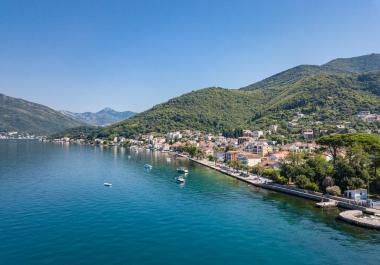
[344,189,368,200]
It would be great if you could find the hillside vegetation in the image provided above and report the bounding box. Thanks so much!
[0,94,84,134]
[55,53,380,139]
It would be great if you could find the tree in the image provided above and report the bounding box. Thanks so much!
[295,175,310,189]
[228,160,244,170]
[317,134,345,165]
[305,154,333,185]
[322,176,334,188]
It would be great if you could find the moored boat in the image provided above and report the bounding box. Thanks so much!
[177,167,188,174]
[175,176,186,183]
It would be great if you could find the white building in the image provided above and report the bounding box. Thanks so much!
[252,130,264,139]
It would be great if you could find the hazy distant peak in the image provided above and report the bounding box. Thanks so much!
[60,108,136,126]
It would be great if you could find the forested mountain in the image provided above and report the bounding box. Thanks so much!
[0,93,84,134]
[55,53,380,139]
[60,108,135,126]
[323,53,380,73]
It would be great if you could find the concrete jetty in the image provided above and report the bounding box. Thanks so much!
[339,210,380,230]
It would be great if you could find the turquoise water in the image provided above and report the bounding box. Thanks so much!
[0,140,379,265]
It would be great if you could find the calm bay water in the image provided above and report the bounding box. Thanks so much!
[0,140,379,265]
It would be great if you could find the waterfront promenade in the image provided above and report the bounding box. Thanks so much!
[177,154,380,217]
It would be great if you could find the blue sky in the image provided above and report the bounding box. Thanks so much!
[1,0,380,112]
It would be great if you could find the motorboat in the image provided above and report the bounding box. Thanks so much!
[177,167,189,174]
[176,176,186,183]
[104,182,112,187]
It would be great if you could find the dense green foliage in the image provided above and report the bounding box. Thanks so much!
[100,87,265,137]
[278,133,380,194]
[0,93,84,134]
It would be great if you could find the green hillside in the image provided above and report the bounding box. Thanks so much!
[56,53,380,139]
[324,53,380,73]
[254,72,380,126]
[100,88,264,137]
[240,65,345,92]
[0,93,85,135]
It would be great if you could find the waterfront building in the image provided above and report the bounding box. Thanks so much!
[225,151,239,161]
[344,189,368,200]
[237,153,262,167]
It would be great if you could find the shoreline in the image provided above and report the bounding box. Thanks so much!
[177,153,380,215]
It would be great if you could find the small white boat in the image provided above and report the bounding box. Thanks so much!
[144,164,153,170]
[127,155,131,159]
[177,167,189,174]
[104,182,112,187]
[176,176,186,183]
[166,157,171,162]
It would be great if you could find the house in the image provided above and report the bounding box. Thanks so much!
[237,153,262,167]
[281,142,317,153]
[225,151,239,161]
[161,144,171,152]
[357,111,371,117]
[242,130,253,137]
[238,137,253,145]
[302,129,314,140]
[257,159,281,170]
[245,142,272,157]
[166,131,182,142]
[344,189,368,200]
[296,113,305,119]
[214,151,226,162]
[252,130,264,139]
[269,124,278,133]
[269,151,289,161]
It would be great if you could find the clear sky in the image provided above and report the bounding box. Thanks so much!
[1,0,380,113]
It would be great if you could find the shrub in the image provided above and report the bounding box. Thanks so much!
[295,175,310,189]
[262,168,280,180]
[305,182,319,191]
[326,185,342,196]
[274,175,288,185]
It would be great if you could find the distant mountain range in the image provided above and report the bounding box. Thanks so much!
[0,94,85,135]
[60,108,135,126]
[79,53,380,138]
[0,94,135,135]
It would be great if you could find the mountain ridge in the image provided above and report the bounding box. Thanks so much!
[0,93,85,134]
[60,108,136,126]
[92,53,380,138]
